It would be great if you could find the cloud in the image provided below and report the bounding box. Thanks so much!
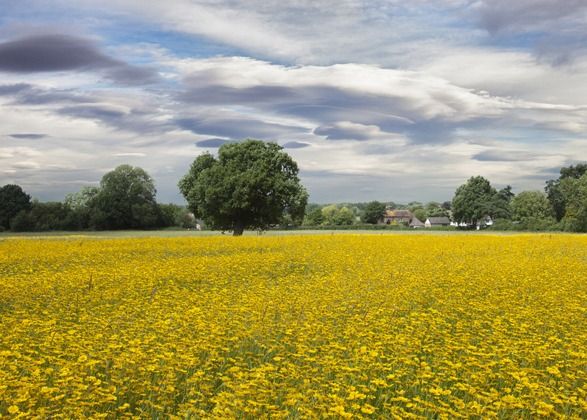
[195,138,233,148]
[12,160,41,170]
[473,0,587,64]
[70,0,476,66]
[282,141,310,149]
[178,84,297,105]
[58,104,128,120]
[113,152,146,157]
[475,0,587,35]
[0,83,32,95]
[0,34,160,84]
[0,34,117,72]
[4,85,97,105]
[1,1,585,203]
[473,149,543,162]
[8,133,48,139]
[314,121,399,141]
[177,57,508,145]
[176,114,307,140]
[54,100,172,134]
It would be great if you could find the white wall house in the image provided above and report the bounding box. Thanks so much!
[425,216,451,228]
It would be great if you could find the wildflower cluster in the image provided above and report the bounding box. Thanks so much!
[1,234,586,418]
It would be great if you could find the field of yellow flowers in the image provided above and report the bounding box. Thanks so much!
[1,233,586,418]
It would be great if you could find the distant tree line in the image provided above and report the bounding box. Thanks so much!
[1,140,586,233]
[1,140,307,235]
[450,163,587,232]
[299,163,587,233]
[301,200,450,228]
[0,165,197,232]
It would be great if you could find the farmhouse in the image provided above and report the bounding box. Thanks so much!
[410,217,425,228]
[425,216,451,228]
[381,209,414,225]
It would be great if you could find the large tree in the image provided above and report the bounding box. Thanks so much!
[0,184,31,230]
[321,205,354,226]
[91,165,160,230]
[179,140,308,235]
[426,201,449,218]
[559,173,587,232]
[452,176,504,225]
[511,191,553,222]
[490,185,515,220]
[361,201,386,224]
[303,206,325,226]
[545,163,587,221]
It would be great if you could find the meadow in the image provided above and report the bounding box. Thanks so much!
[1,233,586,418]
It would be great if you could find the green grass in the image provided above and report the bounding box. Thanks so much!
[0,228,538,239]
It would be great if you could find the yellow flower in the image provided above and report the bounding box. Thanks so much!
[1,234,586,417]
[361,404,376,414]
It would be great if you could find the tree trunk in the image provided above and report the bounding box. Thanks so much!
[233,220,244,236]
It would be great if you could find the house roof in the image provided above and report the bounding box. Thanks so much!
[427,216,450,224]
[410,218,425,227]
[385,209,413,218]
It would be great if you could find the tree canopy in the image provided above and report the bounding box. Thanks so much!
[511,191,553,221]
[452,176,496,224]
[558,173,587,232]
[0,184,32,230]
[91,165,160,229]
[321,205,355,225]
[452,176,513,225]
[179,140,308,235]
[361,201,386,224]
[545,163,587,221]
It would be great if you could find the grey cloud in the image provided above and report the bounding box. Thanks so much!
[473,149,542,162]
[179,84,298,105]
[0,34,160,84]
[282,141,310,149]
[180,83,428,142]
[315,119,460,144]
[58,104,173,135]
[476,0,587,34]
[0,83,32,95]
[2,166,104,202]
[58,104,127,120]
[113,152,146,157]
[0,34,118,72]
[536,164,569,177]
[299,169,456,204]
[103,64,160,86]
[176,117,307,140]
[314,125,370,141]
[8,133,48,139]
[314,122,385,141]
[180,80,417,127]
[177,60,514,147]
[11,86,97,105]
[400,120,458,145]
[195,138,233,147]
[0,83,171,135]
[0,82,97,105]
[534,35,587,66]
[475,0,587,64]
[360,143,397,155]
[12,161,41,169]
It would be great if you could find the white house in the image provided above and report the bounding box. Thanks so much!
[425,216,451,228]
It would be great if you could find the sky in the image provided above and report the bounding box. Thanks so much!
[1,0,587,204]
